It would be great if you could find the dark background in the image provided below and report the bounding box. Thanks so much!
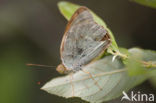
[0,0,156,103]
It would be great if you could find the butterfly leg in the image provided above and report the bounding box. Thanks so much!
[69,73,75,97]
[82,69,102,90]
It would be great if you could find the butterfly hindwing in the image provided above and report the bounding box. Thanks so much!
[60,7,111,72]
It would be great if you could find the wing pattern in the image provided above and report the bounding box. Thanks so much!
[60,7,111,72]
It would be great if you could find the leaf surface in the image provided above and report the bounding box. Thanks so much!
[42,54,147,102]
[124,48,156,75]
[132,0,156,9]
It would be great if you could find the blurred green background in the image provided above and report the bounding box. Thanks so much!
[0,0,156,103]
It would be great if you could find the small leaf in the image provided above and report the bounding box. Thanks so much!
[124,48,147,75]
[124,55,147,75]
[140,49,156,88]
[149,69,156,88]
[119,48,129,55]
[58,1,79,20]
[132,0,156,9]
[41,55,147,103]
[58,1,118,52]
[124,48,156,76]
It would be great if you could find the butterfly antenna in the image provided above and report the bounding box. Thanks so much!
[26,63,56,68]
[27,64,56,86]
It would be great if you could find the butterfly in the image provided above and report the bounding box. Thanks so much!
[56,6,111,74]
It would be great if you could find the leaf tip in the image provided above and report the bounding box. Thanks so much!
[57,1,71,8]
[57,1,65,7]
[40,85,46,91]
[40,83,50,92]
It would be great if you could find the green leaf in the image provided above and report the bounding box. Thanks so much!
[124,48,156,76]
[149,69,156,88]
[141,49,156,88]
[58,1,79,20]
[58,1,118,51]
[132,0,156,9]
[124,48,147,75]
[41,55,147,103]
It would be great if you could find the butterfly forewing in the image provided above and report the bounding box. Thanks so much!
[60,7,111,72]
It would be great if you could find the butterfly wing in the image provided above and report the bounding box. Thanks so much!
[60,7,111,72]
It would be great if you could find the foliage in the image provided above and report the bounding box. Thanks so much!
[132,0,156,9]
[42,1,156,103]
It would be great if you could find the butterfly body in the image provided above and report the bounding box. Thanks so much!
[57,7,111,74]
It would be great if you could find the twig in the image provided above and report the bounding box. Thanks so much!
[108,48,156,68]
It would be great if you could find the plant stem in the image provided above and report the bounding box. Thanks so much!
[108,48,156,68]
[108,48,128,59]
[141,61,156,68]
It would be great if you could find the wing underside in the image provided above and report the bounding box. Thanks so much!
[61,7,110,71]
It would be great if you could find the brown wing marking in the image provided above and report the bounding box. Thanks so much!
[60,6,89,55]
[58,6,111,73]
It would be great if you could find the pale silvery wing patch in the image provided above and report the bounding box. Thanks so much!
[58,7,111,73]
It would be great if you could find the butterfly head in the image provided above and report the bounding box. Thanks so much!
[56,64,67,74]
